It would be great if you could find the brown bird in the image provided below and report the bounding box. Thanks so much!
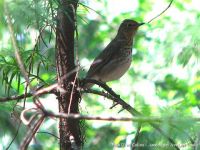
[84,19,144,88]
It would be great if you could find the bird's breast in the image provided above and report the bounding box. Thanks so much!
[120,46,132,57]
[98,46,132,82]
[117,47,132,74]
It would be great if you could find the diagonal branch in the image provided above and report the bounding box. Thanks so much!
[132,124,142,150]
[82,79,180,150]
[5,4,30,84]
[4,2,45,112]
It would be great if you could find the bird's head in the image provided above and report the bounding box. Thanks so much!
[116,19,144,41]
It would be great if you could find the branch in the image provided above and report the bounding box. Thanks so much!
[147,0,174,23]
[5,4,30,85]
[6,122,22,149]
[4,3,45,111]
[37,131,60,139]
[0,93,33,102]
[132,124,142,150]
[46,112,200,122]
[47,112,163,122]
[82,79,180,150]
[82,79,142,116]
[20,115,45,150]
[0,84,57,102]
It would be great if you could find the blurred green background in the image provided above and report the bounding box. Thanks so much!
[0,0,200,149]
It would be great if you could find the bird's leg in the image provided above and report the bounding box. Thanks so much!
[97,80,121,109]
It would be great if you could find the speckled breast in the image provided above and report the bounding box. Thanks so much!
[118,46,132,62]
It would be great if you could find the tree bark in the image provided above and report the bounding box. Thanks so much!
[55,0,82,149]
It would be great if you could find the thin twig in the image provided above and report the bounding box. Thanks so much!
[0,93,33,102]
[48,112,163,122]
[46,111,200,122]
[132,124,142,150]
[20,108,42,125]
[20,114,45,150]
[147,0,174,23]
[4,2,45,110]
[5,4,29,83]
[37,131,60,139]
[68,70,79,114]
[0,84,57,102]
[6,122,22,150]
[5,3,47,110]
[78,2,104,19]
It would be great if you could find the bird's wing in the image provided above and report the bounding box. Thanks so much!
[86,39,124,78]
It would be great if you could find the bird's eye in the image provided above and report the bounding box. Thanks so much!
[127,23,133,27]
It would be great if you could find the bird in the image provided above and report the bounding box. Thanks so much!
[84,19,144,88]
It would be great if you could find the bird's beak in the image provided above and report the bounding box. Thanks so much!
[139,22,145,26]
